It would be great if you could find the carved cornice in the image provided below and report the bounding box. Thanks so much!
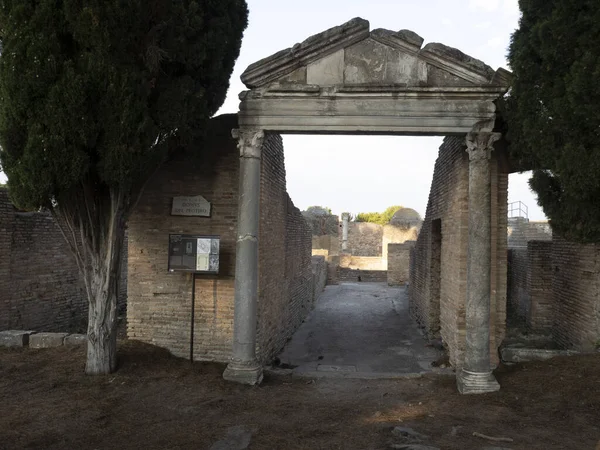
[232,129,264,159]
[241,18,370,88]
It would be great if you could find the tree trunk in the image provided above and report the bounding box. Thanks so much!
[54,183,131,375]
[84,228,123,375]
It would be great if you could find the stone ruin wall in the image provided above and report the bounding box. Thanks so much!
[387,242,416,286]
[308,214,421,283]
[0,188,127,333]
[508,235,600,351]
[409,136,508,368]
[128,114,320,363]
[508,217,552,248]
[346,222,382,256]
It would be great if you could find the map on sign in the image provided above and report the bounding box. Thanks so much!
[168,234,220,273]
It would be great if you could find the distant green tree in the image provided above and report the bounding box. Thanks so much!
[506,0,600,242]
[0,0,248,374]
[355,205,403,225]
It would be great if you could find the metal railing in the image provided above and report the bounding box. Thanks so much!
[508,201,528,219]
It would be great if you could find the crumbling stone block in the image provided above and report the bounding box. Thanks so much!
[0,330,35,347]
[29,332,68,348]
[64,334,87,346]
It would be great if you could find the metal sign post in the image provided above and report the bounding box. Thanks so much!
[167,234,220,362]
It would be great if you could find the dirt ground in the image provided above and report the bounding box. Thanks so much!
[1,341,599,450]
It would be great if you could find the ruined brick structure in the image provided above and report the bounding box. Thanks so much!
[508,236,600,351]
[507,217,552,248]
[387,242,415,286]
[409,136,508,367]
[346,222,383,256]
[0,188,127,332]
[507,241,553,333]
[127,114,319,363]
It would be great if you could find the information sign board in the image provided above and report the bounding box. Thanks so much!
[168,234,219,273]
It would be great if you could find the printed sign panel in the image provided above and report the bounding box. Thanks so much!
[168,234,220,273]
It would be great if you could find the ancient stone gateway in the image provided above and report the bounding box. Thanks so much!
[225,18,511,394]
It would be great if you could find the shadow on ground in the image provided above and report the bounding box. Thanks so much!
[1,340,599,449]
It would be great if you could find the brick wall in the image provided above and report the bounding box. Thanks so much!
[311,256,327,300]
[127,115,240,360]
[507,248,529,323]
[551,236,600,351]
[347,222,383,256]
[339,255,384,270]
[256,133,313,363]
[128,115,314,363]
[338,268,387,282]
[387,242,415,286]
[508,218,552,248]
[408,136,508,367]
[0,188,86,332]
[0,189,13,330]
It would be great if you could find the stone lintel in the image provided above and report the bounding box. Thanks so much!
[456,369,500,394]
[246,85,508,100]
[241,18,370,88]
[223,360,264,385]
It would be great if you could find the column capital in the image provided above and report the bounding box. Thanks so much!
[232,128,264,159]
[465,132,501,161]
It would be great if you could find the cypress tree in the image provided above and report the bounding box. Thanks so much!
[0,0,248,374]
[506,0,600,241]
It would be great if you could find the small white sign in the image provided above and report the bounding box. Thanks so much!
[171,195,211,217]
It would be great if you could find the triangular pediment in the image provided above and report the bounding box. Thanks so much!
[241,18,511,89]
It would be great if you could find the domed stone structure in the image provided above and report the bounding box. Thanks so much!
[304,206,331,216]
[390,208,422,227]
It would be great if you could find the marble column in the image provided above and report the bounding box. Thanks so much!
[457,130,501,394]
[223,128,264,385]
[341,212,350,252]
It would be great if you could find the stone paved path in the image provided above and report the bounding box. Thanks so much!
[278,282,444,378]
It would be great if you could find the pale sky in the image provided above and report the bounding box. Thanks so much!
[0,0,546,220]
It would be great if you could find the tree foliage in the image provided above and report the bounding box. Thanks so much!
[355,205,403,225]
[506,0,600,242]
[0,0,248,373]
[305,205,332,215]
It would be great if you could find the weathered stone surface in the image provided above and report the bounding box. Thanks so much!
[242,18,370,88]
[500,347,577,363]
[392,426,430,440]
[0,330,35,347]
[390,444,440,450]
[457,131,502,394]
[209,425,252,450]
[29,332,68,348]
[307,49,344,85]
[0,189,127,333]
[409,136,508,372]
[129,115,314,369]
[64,334,88,346]
[371,28,424,53]
[421,42,495,81]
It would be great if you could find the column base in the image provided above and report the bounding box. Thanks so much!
[223,359,263,385]
[456,369,500,394]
